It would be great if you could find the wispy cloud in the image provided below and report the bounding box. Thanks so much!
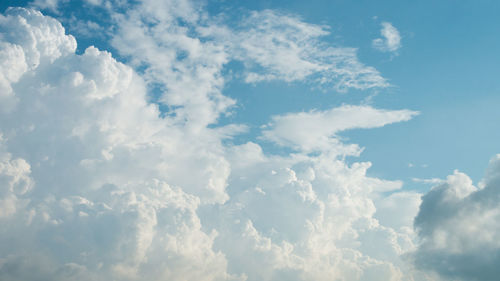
[261,105,418,153]
[411,177,444,185]
[372,22,402,53]
[228,10,390,91]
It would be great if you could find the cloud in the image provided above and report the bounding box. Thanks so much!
[261,105,418,152]
[226,10,389,91]
[0,8,242,280]
[0,134,34,218]
[0,3,427,281]
[110,3,389,103]
[372,22,401,53]
[411,178,444,185]
[0,7,76,113]
[30,0,64,11]
[412,155,500,280]
[216,141,420,281]
[108,0,234,129]
[374,192,422,231]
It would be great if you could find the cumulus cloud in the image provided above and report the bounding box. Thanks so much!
[0,134,34,218]
[412,155,500,280]
[372,22,401,53]
[0,6,76,112]
[0,3,428,281]
[375,192,422,231]
[0,8,240,280]
[216,141,419,281]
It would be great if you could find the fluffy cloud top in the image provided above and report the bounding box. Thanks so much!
[0,7,76,112]
[412,155,500,281]
[372,22,402,53]
[0,7,239,281]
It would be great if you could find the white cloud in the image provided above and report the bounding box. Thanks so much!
[261,105,418,152]
[0,8,240,280]
[372,22,401,53]
[106,0,235,130]
[411,177,444,185]
[412,156,500,280]
[227,10,389,91]
[111,4,389,109]
[374,192,422,231]
[0,7,76,113]
[0,3,429,281]
[30,0,64,11]
[0,134,34,218]
[217,141,421,281]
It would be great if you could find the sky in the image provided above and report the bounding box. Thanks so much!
[1,0,500,281]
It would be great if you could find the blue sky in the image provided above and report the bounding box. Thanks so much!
[228,0,500,185]
[2,0,498,183]
[1,0,500,280]
[220,0,500,184]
